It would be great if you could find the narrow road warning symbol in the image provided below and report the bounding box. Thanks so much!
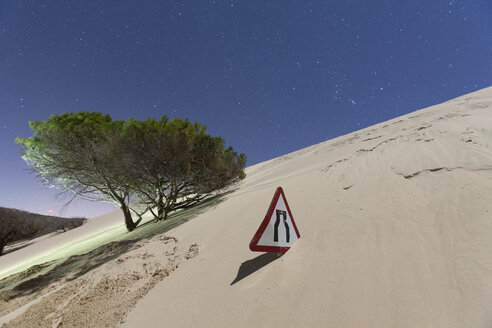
[249,187,300,253]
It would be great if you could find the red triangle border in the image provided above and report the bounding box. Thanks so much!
[249,187,300,253]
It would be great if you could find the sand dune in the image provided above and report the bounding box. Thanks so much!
[122,87,492,328]
[2,87,492,327]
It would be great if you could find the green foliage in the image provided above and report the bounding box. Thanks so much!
[16,112,246,230]
[120,115,246,220]
[16,112,140,231]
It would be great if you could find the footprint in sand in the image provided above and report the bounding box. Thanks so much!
[185,244,200,260]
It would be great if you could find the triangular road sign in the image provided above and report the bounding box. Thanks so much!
[249,187,300,253]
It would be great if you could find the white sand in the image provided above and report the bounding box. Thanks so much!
[122,87,492,328]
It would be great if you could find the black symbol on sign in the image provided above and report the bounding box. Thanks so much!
[274,210,290,243]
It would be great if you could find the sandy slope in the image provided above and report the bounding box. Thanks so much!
[1,235,200,328]
[0,210,124,279]
[120,87,492,328]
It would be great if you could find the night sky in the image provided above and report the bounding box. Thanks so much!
[1,1,491,218]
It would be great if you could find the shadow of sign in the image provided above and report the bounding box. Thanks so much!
[230,252,282,285]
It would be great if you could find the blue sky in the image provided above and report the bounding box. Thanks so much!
[1,0,491,218]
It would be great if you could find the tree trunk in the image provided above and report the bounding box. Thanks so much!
[120,203,141,232]
[156,192,165,220]
[0,239,6,256]
[155,205,169,221]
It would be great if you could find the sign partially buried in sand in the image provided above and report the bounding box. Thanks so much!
[249,187,300,253]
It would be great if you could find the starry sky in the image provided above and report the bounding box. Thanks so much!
[1,0,491,218]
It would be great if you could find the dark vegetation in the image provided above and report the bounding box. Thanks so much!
[0,207,86,256]
[16,112,246,232]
